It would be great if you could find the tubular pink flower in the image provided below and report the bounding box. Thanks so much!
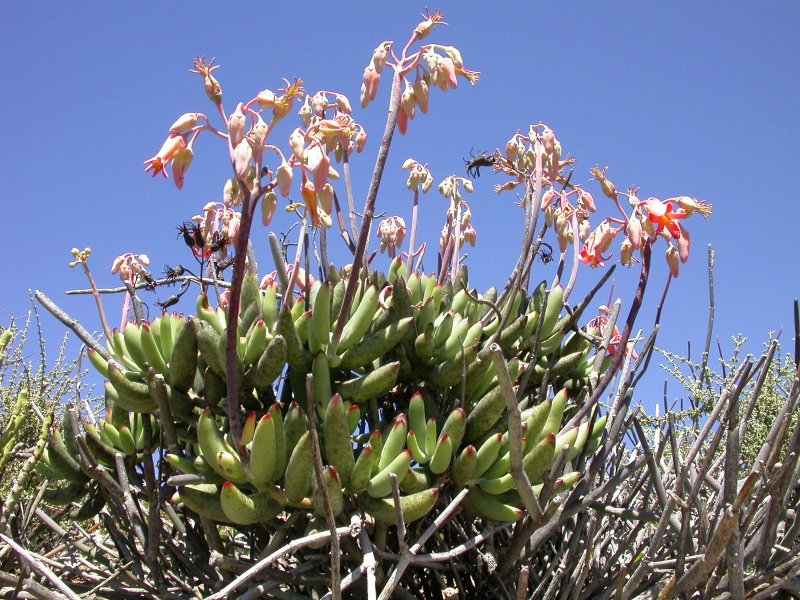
[678,227,691,263]
[144,135,186,178]
[277,162,293,197]
[626,218,642,249]
[228,102,247,149]
[169,112,206,134]
[361,65,380,108]
[233,139,253,180]
[541,188,557,211]
[578,190,596,213]
[171,147,194,190]
[414,78,430,114]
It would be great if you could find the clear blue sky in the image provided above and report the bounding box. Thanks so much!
[2,2,798,407]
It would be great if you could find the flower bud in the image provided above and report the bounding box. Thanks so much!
[642,218,655,239]
[401,80,416,120]
[298,96,313,128]
[277,162,293,197]
[204,74,222,106]
[541,127,555,155]
[422,170,434,193]
[261,191,278,226]
[462,223,477,247]
[505,137,519,161]
[444,46,464,68]
[591,166,618,200]
[594,221,617,253]
[313,153,330,191]
[626,218,642,249]
[301,174,320,226]
[310,92,328,116]
[256,88,276,109]
[620,239,635,266]
[552,139,562,166]
[460,202,472,226]
[371,41,391,74]
[462,179,473,194]
[440,57,458,90]
[289,128,305,159]
[397,106,409,135]
[223,178,240,205]
[171,147,194,190]
[355,130,367,153]
[666,246,680,278]
[250,114,269,149]
[233,139,253,180]
[414,77,430,114]
[228,102,247,149]
[111,255,125,275]
[414,9,445,41]
[361,66,380,109]
[544,206,556,228]
[556,213,571,252]
[320,94,343,118]
[319,182,334,214]
[541,188,557,210]
[678,227,691,263]
[169,112,205,134]
[578,217,591,242]
[578,190,596,213]
[438,177,454,198]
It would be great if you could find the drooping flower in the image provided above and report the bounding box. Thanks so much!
[579,245,611,268]
[301,170,320,227]
[666,245,680,278]
[377,216,407,258]
[144,135,186,179]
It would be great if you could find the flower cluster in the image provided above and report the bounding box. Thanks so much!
[360,10,478,135]
[188,201,241,259]
[110,252,151,285]
[493,123,712,278]
[402,158,434,193]
[377,216,407,258]
[68,247,92,268]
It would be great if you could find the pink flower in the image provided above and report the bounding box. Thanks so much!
[578,190,596,213]
[144,135,186,179]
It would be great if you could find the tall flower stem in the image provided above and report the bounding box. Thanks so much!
[407,188,420,271]
[224,184,258,461]
[329,68,403,356]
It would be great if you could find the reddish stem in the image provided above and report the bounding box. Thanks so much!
[224,184,256,461]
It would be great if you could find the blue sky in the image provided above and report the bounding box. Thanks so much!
[2,2,798,407]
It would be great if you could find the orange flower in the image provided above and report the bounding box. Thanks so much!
[144,135,186,179]
[643,198,687,239]
[301,171,320,227]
